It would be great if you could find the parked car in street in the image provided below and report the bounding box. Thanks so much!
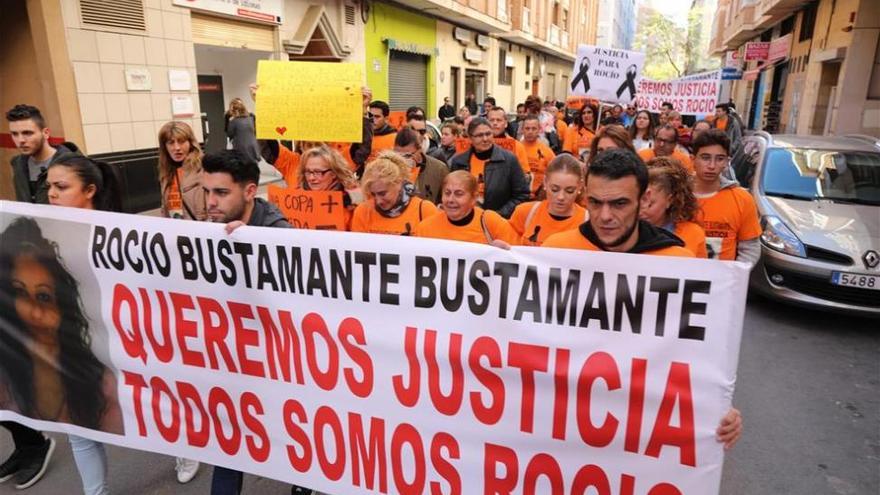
[740,132,880,316]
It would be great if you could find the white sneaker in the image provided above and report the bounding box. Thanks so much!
[175,457,199,484]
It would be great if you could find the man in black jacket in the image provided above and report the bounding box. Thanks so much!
[448,117,529,218]
[6,104,78,204]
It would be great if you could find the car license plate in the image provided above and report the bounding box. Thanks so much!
[831,272,880,291]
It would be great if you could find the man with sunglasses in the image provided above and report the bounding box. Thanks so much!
[637,124,694,172]
[368,100,397,159]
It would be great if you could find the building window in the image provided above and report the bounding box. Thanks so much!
[498,49,513,85]
[526,55,531,75]
[799,1,818,42]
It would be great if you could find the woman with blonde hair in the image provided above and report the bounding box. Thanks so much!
[414,170,519,247]
[351,151,439,235]
[509,155,588,246]
[295,144,362,229]
[157,121,206,221]
[641,157,708,258]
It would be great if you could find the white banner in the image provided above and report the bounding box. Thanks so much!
[173,0,282,24]
[0,202,749,494]
[569,45,646,104]
[634,71,722,116]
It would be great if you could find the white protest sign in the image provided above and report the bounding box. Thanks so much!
[635,71,722,116]
[0,201,748,495]
[569,45,646,104]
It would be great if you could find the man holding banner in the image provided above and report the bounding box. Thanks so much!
[200,150,319,495]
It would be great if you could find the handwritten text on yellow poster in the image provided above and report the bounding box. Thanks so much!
[255,61,363,142]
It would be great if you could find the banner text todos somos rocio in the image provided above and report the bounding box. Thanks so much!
[0,201,748,494]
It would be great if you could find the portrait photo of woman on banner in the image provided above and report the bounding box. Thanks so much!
[0,216,123,434]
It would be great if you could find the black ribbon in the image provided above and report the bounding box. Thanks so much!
[571,57,591,93]
[616,64,638,100]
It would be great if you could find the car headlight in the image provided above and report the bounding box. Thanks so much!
[760,215,806,257]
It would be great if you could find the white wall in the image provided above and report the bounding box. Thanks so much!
[194,45,272,110]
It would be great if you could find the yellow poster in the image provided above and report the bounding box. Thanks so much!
[255,60,363,142]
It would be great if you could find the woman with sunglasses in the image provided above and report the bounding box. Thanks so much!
[563,104,598,160]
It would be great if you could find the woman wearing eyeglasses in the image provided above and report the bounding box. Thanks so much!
[562,104,598,161]
[447,118,530,219]
[294,145,362,230]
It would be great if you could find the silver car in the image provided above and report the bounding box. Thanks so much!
[741,133,880,316]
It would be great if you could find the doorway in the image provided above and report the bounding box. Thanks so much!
[450,66,460,110]
[465,69,487,105]
[197,75,225,153]
[811,61,841,135]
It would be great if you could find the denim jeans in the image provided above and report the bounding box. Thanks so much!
[69,435,108,495]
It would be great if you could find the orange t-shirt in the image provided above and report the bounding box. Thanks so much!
[509,201,588,246]
[351,197,438,236]
[638,148,694,173]
[715,116,728,131]
[563,126,594,157]
[273,145,301,186]
[555,120,568,140]
[469,154,488,204]
[521,140,556,194]
[414,207,520,246]
[495,137,530,174]
[673,221,708,258]
[369,132,397,161]
[543,226,695,257]
[695,187,762,260]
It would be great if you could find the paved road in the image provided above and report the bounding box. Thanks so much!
[2,295,878,495]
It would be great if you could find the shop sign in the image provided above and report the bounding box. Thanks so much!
[464,47,483,63]
[768,34,792,62]
[742,68,761,81]
[453,27,472,45]
[173,0,282,24]
[744,42,770,61]
[124,68,152,91]
[725,51,742,69]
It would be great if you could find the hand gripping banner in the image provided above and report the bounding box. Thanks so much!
[569,45,646,104]
[0,201,749,495]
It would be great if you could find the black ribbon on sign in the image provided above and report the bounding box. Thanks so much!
[571,57,591,93]
[616,64,638,100]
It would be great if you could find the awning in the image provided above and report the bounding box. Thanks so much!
[383,38,437,57]
[282,5,351,60]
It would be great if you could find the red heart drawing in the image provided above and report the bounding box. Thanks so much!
[276,126,287,136]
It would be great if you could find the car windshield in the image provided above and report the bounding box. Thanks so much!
[762,148,880,205]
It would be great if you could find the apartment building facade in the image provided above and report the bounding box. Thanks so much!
[709,0,880,136]
[1,0,598,202]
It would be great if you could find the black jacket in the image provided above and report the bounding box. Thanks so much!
[438,104,456,121]
[11,142,78,204]
[427,145,456,165]
[580,220,685,253]
[374,123,397,137]
[248,197,291,228]
[449,145,530,218]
